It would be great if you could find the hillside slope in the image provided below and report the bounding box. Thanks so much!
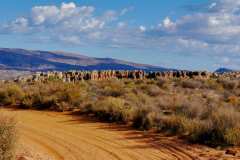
[215,68,235,73]
[0,48,169,72]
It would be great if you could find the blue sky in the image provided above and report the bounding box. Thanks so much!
[0,0,239,71]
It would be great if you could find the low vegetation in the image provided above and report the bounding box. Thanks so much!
[0,77,240,146]
[0,115,16,160]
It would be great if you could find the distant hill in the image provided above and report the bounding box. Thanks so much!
[215,68,235,73]
[0,48,170,72]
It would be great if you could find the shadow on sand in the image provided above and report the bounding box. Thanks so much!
[58,110,205,160]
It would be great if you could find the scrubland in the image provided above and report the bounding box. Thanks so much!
[0,77,240,147]
[0,114,16,160]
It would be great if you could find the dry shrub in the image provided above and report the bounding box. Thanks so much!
[145,85,162,96]
[211,107,240,132]
[156,115,186,134]
[93,80,126,97]
[224,128,240,145]
[0,84,24,106]
[203,107,240,145]
[126,91,151,105]
[139,81,163,96]
[175,98,209,119]
[227,96,239,106]
[122,91,154,130]
[20,82,87,111]
[102,85,125,97]
[181,79,202,89]
[58,86,85,108]
[93,97,127,122]
[131,106,152,130]
[134,80,144,85]
[156,78,167,88]
[157,94,188,111]
[0,91,10,106]
[156,95,175,110]
[0,115,16,160]
[146,112,162,130]
[27,91,57,110]
[183,119,212,143]
[205,79,223,90]
[218,79,238,90]
[1,77,240,146]
[20,95,33,109]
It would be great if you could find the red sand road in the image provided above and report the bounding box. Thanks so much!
[1,109,239,160]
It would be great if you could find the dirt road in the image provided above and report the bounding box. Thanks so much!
[1,109,239,160]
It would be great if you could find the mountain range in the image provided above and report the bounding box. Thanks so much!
[214,68,235,73]
[0,48,236,80]
[0,48,170,72]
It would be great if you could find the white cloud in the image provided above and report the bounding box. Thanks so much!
[61,2,76,10]
[142,0,240,60]
[162,17,176,30]
[208,0,240,13]
[1,17,29,33]
[30,2,102,32]
[139,25,146,32]
[1,2,124,42]
[32,5,59,25]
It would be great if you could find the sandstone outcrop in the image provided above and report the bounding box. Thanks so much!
[11,70,239,83]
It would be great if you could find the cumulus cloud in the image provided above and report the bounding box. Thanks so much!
[208,0,240,13]
[30,2,105,32]
[143,0,240,60]
[2,2,119,38]
[1,17,29,33]
[1,2,140,50]
[0,2,146,49]
[139,25,146,32]
[162,17,176,30]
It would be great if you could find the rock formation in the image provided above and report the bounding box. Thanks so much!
[11,70,239,83]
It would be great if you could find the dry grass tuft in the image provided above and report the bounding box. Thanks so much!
[0,115,16,160]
